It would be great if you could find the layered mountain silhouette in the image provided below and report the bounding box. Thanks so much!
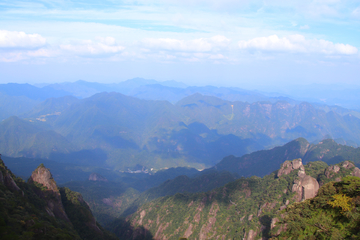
[1,90,360,170]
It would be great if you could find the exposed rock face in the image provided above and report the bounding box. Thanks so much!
[352,167,360,178]
[341,161,360,178]
[89,172,108,182]
[28,164,70,222]
[342,161,355,169]
[4,172,21,193]
[325,165,341,178]
[277,158,320,202]
[28,165,58,192]
[244,229,257,240]
[277,158,303,177]
[0,160,21,193]
[292,175,320,202]
[270,216,287,237]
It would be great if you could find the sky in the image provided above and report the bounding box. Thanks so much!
[0,0,359,89]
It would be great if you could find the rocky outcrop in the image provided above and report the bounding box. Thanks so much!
[292,174,320,202]
[285,159,320,202]
[352,167,360,178]
[244,229,257,240]
[325,165,340,178]
[89,172,108,182]
[341,161,360,178]
[28,164,70,222]
[4,172,21,193]
[277,158,320,202]
[277,158,303,177]
[325,161,360,178]
[0,158,21,193]
[28,164,58,192]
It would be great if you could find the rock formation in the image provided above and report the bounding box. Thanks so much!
[277,158,320,202]
[341,161,360,178]
[277,158,303,177]
[0,162,22,193]
[324,160,360,179]
[4,172,22,193]
[28,164,70,222]
[292,174,320,202]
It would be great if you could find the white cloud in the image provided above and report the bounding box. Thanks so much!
[141,35,231,52]
[60,37,125,57]
[238,35,358,55]
[0,30,47,49]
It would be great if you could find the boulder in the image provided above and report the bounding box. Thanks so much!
[292,173,319,202]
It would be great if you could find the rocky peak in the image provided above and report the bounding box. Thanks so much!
[28,164,58,192]
[277,158,304,177]
[28,164,70,222]
[89,172,108,182]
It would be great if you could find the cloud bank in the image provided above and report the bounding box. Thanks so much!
[60,37,125,57]
[238,35,358,55]
[0,30,46,49]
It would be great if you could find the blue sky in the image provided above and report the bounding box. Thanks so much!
[0,0,359,88]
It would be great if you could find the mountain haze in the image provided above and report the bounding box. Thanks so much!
[2,90,360,170]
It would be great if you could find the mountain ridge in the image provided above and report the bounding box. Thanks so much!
[118,159,360,240]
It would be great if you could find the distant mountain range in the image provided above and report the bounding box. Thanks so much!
[0,90,360,171]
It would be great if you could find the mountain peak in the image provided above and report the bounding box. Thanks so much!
[29,164,58,192]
